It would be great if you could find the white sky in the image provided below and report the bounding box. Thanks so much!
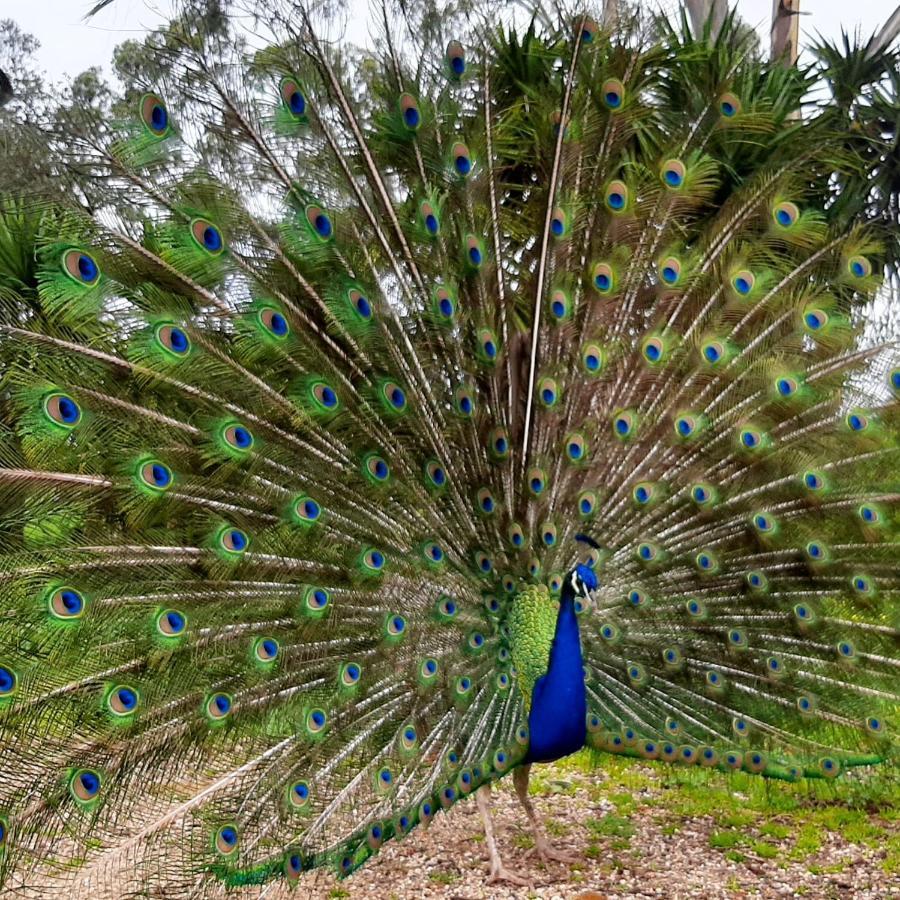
[4,0,899,82]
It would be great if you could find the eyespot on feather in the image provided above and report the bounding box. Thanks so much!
[451,142,472,177]
[43,393,82,428]
[48,586,86,620]
[155,323,191,356]
[214,824,239,855]
[601,78,625,110]
[582,342,604,375]
[190,218,224,255]
[0,666,18,698]
[253,637,279,664]
[605,180,628,213]
[719,91,741,118]
[258,306,290,338]
[61,249,100,286]
[445,40,466,78]
[658,256,682,286]
[280,77,307,118]
[218,527,249,555]
[221,422,254,453]
[206,692,232,721]
[107,685,139,716]
[138,459,173,492]
[772,201,799,228]
[398,93,421,130]
[70,769,102,804]
[304,204,333,241]
[156,608,186,637]
[140,92,170,136]
[660,159,685,189]
[592,262,615,294]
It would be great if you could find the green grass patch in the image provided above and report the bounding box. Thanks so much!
[758,821,791,839]
[710,830,744,850]
[585,814,635,841]
[751,840,779,859]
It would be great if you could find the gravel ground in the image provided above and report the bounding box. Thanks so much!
[298,759,899,900]
[40,755,900,898]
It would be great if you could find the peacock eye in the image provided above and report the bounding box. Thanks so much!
[451,142,472,176]
[731,270,754,295]
[550,208,568,238]
[156,608,186,637]
[381,381,407,412]
[138,459,173,492]
[773,200,798,228]
[254,637,279,663]
[305,204,333,240]
[222,422,254,452]
[446,40,466,78]
[310,380,339,412]
[280,77,306,117]
[593,262,614,294]
[155,323,191,356]
[62,249,100,285]
[70,769,102,803]
[660,158,685,189]
[719,91,741,118]
[399,93,421,130]
[218,527,249,554]
[347,287,373,320]
[424,458,447,489]
[140,92,170,136]
[206,692,232,720]
[258,306,289,337]
[190,218,224,255]
[107,685,139,716]
[605,180,628,212]
[601,78,624,110]
[214,825,239,855]
[43,392,81,428]
[48,586,86,620]
[659,256,681,285]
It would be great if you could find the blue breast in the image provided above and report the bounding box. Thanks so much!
[524,591,586,763]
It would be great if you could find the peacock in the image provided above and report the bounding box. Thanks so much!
[0,0,898,894]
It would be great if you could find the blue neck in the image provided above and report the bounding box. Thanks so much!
[524,583,587,763]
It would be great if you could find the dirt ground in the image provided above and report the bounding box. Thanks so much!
[294,756,898,900]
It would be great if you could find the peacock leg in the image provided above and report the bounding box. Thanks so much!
[513,764,580,865]
[475,783,530,886]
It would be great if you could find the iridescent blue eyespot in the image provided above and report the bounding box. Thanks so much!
[720,92,741,118]
[0,666,17,696]
[157,609,186,637]
[191,218,224,254]
[399,93,421,129]
[258,307,289,338]
[280,78,307,118]
[108,686,139,715]
[43,393,81,428]
[602,79,624,110]
[305,205,333,240]
[452,142,472,176]
[446,41,466,77]
[140,92,170,136]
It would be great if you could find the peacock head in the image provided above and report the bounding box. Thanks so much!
[568,533,600,599]
[568,562,598,599]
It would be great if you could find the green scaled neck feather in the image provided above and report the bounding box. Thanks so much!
[0,1,897,894]
[509,585,559,710]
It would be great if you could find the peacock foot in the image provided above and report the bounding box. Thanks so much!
[486,863,531,887]
[526,838,581,865]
